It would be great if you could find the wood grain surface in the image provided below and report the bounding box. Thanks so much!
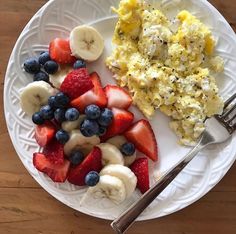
[0,1,236,233]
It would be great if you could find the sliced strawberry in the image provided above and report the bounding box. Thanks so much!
[49,38,76,64]
[33,153,70,183]
[60,68,94,100]
[70,72,107,112]
[124,120,158,161]
[101,107,134,141]
[104,85,132,109]
[35,122,56,147]
[43,139,65,165]
[68,147,102,186]
[130,158,150,194]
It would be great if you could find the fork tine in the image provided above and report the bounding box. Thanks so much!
[215,93,236,135]
[222,103,236,119]
[228,112,236,123]
[224,93,236,109]
[233,123,236,131]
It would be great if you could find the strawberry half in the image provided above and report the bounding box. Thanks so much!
[104,85,132,109]
[35,122,56,147]
[70,72,107,112]
[43,139,65,165]
[33,153,70,183]
[49,38,76,64]
[101,107,134,141]
[130,158,150,194]
[124,120,158,161]
[60,68,94,100]
[68,147,102,186]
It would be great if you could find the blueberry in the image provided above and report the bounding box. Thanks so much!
[73,59,86,69]
[23,58,40,74]
[33,71,49,82]
[54,92,70,108]
[40,105,54,120]
[55,129,70,144]
[65,108,80,121]
[32,112,44,125]
[38,52,51,65]
[80,119,99,137]
[69,150,84,166]
[98,108,113,127]
[85,105,101,120]
[54,108,66,123]
[48,96,57,109]
[85,171,100,187]
[44,60,59,74]
[98,126,106,136]
[120,142,135,156]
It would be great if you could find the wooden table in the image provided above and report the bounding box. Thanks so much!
[0,1,236,233]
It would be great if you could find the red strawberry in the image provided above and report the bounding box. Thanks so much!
[70,72,107,112]
[33,153,70,183]
[68,147,102,186]
[35,122,56,147]
[130,158,150,194]
[60,68,94,100]
[124,120,158,161]
[49,38,76,64]
[43,139,65,165]
[104,85,132,109]
[101,107,134,141]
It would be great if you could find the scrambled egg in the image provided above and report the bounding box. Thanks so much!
[106,0,224,146]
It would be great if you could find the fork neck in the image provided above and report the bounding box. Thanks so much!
[198,130,215,147]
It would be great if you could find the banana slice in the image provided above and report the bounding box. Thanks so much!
[100,165,137,198]
[70,25,104,61]
[62,115,85,132]
[87,175,126,204]
[20,81,56,116]
[64,129,100,156]
[107,136,137,167]
[49,65,73,89]
[123,153,137,167]
[97,143,124,166]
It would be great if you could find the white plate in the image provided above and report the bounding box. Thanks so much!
[4,0,236,220]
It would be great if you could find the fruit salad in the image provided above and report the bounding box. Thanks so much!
[20,24,158,205]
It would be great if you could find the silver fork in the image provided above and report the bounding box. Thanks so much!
[111,93,236,234]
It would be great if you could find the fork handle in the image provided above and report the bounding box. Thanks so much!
[111,142,204,234]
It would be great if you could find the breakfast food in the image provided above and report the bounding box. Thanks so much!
[106,0,224,145]
[20,24,158,205]
[34,121,56,147]
[67,147,103,186]
[107,135,137,166]
[70,25,104,61]
[87,174,127,204]
[62,114,86,132]
[60,68,94,99]
[33,153,70,183]
[70,72,108,112]
[97,143,125,166]
[49,38,76,64]
[125,120,158,161]
[130,157,149,193]
[49,65,73,89]
[100,164,137,198]
[104,85,133,109]
[63,129,100,156]
[20,81,56,115]
[100,107,134,141]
